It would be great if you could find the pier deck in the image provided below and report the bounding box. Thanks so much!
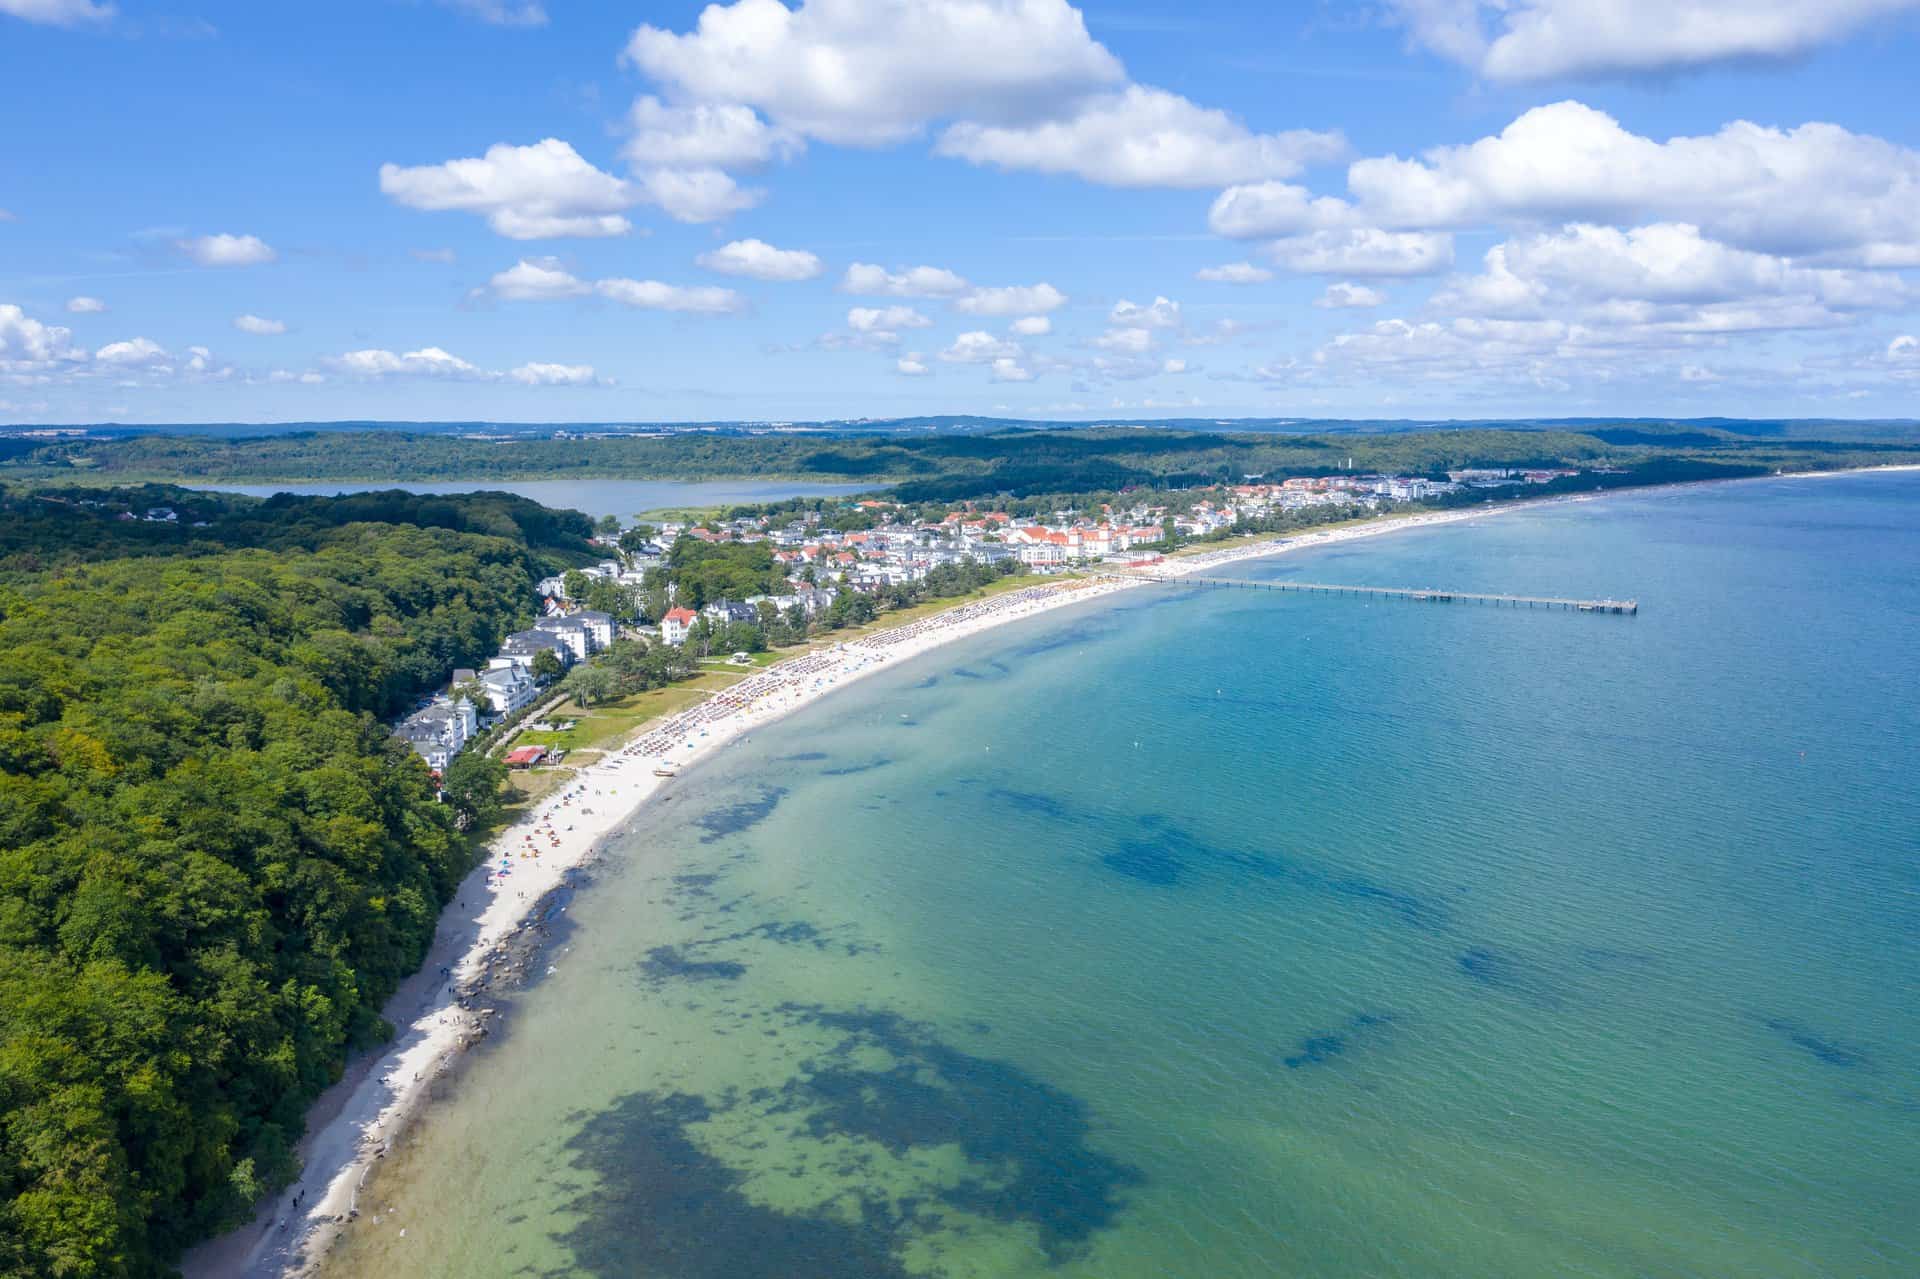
[1101,573,1638,615]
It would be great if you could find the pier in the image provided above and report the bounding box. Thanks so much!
[1101,573,1638,615]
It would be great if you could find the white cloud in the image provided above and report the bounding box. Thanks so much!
[1268,228,1454,276]
[0,304,84,369]
[1388,0,1920,82]
[595,277,745,313]
[895,353,931,376]
[848,305,931,332]
[1343,101,1920,265]
[95,337,167,366]
[633,166,762,223]
[1207,181,1354,239]
[697,238,823,281]
[941,330,1022,363]
[0,0,114,27]
[955,282,1067,315]
[65,296,107,314]
[1195,262,1272,284]
[179,233,277,267]
[623,0,1125,147]
[1010,315,1052,336]
[509,362,596,385]
[1095,326,1153,353]
[1431,222,1908,332]
[380,139,635,239]
[233,314,288,335]
[331,346,486,379]
[990,357,1034,382]
[490,258,591,300]
[439,0,547,27]
[623,95,802,170]
[1315,282,1386,309]
[1162,358,1189,374]
[842,262,970,297]
[936,84,1342,188]
[1110,296,1181,328]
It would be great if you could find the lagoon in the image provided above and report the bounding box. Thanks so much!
[327,472,1920,1278]
[197,478,875,523]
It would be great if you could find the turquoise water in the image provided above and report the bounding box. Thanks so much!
[330,473,1920,1278]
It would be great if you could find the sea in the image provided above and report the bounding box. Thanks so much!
[325,472,1920,1279]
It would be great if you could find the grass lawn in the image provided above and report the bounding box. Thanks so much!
[511,671,746,753]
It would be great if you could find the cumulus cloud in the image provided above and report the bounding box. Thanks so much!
[1268,228,1454,276]
[936,84,1343,188]
[624,96,801,170]
[1207,181,1354,239]
[0,0,114,27]
[1315,282,1386,309]
[1110,296,1181,328]
[1095,326,1153,353]
[439,0,546,26]
[1342,101,1920,265]
[848,305,931,332]
[0,305,84,370]
[940,330,1022,363]
[990,357,1034,381]
[697,237,823,281]
[489,258,590,301]
[1010,315,1052,336]
[623,0,1125,147]
[1431,222,1908,332]
[331,346,485,379]
[509,362,596,385]
[66,296,107,314]
[179,233,277,267]
[594,277,745,313]
[895,352,931,376]
[233,314,288,335]
[1195,262,1272,284]
[842,262,970,297]
[632,166,763,222]
[95,337,167,366]
[1387,0,1920,82]
[955,282,1067,315]
[380,139,635,239]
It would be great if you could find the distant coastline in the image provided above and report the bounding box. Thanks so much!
[183,460,1920,1279]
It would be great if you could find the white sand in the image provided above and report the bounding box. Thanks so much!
[186,463,1920,1277]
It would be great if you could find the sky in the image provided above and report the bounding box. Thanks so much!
[3,0,1920,425]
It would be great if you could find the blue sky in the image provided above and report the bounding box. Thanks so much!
[4,0,1919,424]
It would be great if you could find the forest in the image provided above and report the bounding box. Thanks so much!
[0,488,588,1277]
[11,424,1920,502]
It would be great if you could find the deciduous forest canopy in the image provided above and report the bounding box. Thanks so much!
[0,487,589,1277]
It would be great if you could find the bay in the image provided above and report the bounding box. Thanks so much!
[328,472,1920,1279]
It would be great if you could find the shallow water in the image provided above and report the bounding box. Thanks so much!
[328,473,1920,1279]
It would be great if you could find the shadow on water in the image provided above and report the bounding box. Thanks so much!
[555,1004,1144,1276]
[694,786,789,843]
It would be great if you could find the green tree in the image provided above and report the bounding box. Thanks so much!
[441,750,506,831]
[530,649,564,682]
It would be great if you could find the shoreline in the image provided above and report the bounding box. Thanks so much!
[181,461,1918,1279]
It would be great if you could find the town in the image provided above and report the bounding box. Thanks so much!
[392,466,1582,775]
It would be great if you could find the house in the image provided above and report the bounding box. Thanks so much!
[660,606,699,646]
[477,664,538,716]
[497,629,574,669]
[533,615,594,661]
[702,599,759,626]
[504,745,547,769]
[396,699,479,774]
[567,609,615,651]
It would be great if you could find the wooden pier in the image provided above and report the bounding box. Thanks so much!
[1101,573,1638,615]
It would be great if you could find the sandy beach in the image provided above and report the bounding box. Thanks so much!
[183,464,1919,1279]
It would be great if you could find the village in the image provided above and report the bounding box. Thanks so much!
[392,466,1581,773]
